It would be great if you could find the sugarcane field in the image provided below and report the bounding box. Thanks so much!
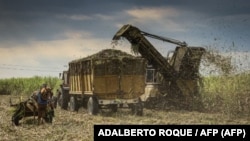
[1,1,250,140]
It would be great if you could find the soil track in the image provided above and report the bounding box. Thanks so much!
[0,95,249,141]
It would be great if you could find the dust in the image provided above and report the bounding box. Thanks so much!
[111,40,118,49]
[201,47,235,75]
[111,38,125,49]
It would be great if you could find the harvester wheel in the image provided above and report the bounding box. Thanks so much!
[131,100,143,116]
[87,97,99,115]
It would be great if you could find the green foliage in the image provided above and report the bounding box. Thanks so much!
[0,76,62,96]
[201,72,250,117]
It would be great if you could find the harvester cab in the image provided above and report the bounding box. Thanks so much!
[113,24,206,109]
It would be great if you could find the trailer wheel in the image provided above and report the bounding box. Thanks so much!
[109,104,118,113]
[69,96,78,112]
[59,87,69,110]
[87,97,99,115]
[82,97,89,109]
[56,89,61,107]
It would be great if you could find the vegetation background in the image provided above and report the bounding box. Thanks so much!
[1,72,249,117]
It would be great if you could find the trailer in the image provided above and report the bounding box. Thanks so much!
[58,49,146,115]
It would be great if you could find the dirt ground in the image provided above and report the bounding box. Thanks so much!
[0,95,249,141]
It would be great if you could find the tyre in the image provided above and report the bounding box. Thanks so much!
[56,89,62,108]
[60,87,69,110]
[11,104,24,126]
[109,104,118,113]
[12,117,22,126]
[131,99,143,116]
[82,97,89,109]
[87,97,99,115]
[144,97,156,109]
[58,94,62,107]
[69,96,78,112]
[12,114,22,126]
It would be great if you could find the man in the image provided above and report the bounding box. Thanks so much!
[26,83,49,124]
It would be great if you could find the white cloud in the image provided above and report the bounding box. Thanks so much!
[56,14,93,21]
[124,6,187,32]
[56,13,115,21]
[94,14,114,20]
[62,29,93,39]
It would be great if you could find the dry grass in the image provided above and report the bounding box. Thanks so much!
[1,95,250,141]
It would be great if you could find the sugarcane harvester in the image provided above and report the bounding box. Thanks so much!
[113,24,206,109]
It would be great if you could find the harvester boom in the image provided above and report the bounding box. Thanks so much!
[113,24,177,80]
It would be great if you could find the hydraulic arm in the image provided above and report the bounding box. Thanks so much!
[113,24,179,80]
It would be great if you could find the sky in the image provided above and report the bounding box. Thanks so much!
[0,0,250,78]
